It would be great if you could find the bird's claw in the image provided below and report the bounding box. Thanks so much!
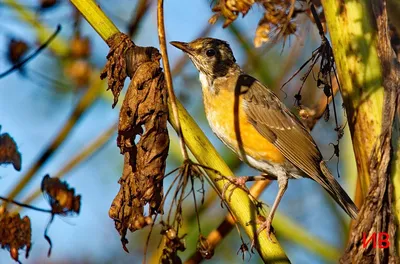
[250,216,276,250]
[215,176,250,202]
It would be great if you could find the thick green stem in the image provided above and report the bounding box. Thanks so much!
[321,0,384,199]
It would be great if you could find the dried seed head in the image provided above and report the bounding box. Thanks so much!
[197,235,214,259]
[0,130,22,171]
[64,60,92,87]
[165,228,177,240]
[254,23,271,48]
[70,34,91,59]
[237,243,251,261]
[7,39,28,65]
[211,0,299,46]
[299,107,315,120]
[0,210,32,263]
[40,0,58,9]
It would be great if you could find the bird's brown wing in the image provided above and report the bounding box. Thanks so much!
[238,74,358,219]
[238,74,323,178]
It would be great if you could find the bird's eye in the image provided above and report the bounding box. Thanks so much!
[206,49,216,57]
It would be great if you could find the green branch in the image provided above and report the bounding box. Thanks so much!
[69,0,289,262]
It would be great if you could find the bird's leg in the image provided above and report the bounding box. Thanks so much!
[215,175,268,202]
[251,174,288,248]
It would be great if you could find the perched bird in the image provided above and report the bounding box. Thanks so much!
[170,38,358,240]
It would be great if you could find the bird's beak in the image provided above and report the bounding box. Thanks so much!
[170,41,193,55]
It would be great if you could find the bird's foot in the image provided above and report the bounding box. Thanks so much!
[215,175,250,202]
[250,215,275,250]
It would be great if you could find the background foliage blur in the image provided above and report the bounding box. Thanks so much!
[0,0,358,263]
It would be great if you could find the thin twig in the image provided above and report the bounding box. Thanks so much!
[185,180,271,263]
[157,0,189,160]
[306,0,325,39]
[128,0,153,38]
[0,25,61,78]
[0,196,52,213]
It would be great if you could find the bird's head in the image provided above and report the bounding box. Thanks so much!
[170,37,237,79]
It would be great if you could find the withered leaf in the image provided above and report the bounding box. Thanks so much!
[100,33,161,108]
[104,33,169,251]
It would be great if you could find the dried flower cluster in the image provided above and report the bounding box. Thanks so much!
[41,175,81,256]
[210,0,299,47]
[7,40,28,65]
[0,208,31,263]
[41,174,81,216]
[0,175,81,262]
[65,33,92,87]
[160,221,186,264]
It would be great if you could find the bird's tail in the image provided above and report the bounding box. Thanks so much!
[318,162,358,219]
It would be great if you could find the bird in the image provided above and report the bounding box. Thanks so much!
[170,37,358,241]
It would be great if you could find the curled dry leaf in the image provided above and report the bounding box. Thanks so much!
[100,34,135,108]
[0,128,22,171]
[0,208,32,263]
[100,33,162,108]
[103,33,169,251]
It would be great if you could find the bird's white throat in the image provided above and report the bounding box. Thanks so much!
[199,71,218,94]
[199,72,209,89]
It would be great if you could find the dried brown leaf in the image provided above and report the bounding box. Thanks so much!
[100,34,135,108]
[0,128,22,171]
[103,33,169,251]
